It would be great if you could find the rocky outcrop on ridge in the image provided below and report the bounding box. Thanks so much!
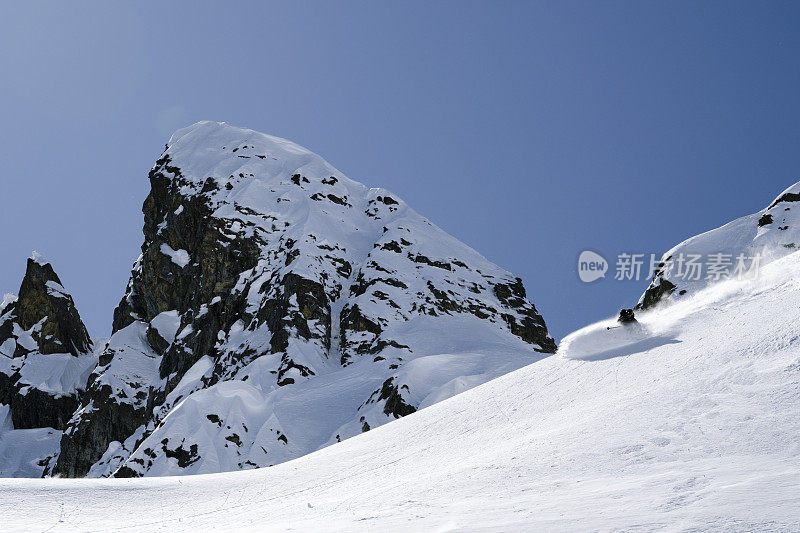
[0,254,94,431]
[638,181,800,310]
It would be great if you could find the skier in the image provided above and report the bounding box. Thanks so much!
[617,308,637,324]
[606,308,640,330]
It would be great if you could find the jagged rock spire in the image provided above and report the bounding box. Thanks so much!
[0,254,95,438]
[0,252,91,357]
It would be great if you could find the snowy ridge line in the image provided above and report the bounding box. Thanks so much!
[639,179,800,308]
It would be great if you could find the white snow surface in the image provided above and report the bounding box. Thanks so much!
[14,351,96,397]
[0,406,62,478]
[149,310,181,345]
[29,250,48,265]
[3,247,799,530]
[159,243,191,267]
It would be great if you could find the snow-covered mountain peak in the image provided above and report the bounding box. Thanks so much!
[166,122,427,227]
[38,122,556,478]
[2,256,92,358]
[152,121,417,290]
[165,121,347,192]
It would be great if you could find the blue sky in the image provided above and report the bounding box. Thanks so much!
[2,1,800,339]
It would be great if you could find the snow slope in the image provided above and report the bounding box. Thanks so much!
[3,245,799,530]
[0,405,61,478]
[639,180,800,308]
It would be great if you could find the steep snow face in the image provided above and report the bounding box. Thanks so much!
[53,121,555,478]
[638,180,800,308]
[3,247,800,530]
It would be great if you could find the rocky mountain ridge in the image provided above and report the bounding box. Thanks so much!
[0,254,97,476]
[0,254,94,430]
[638,181,800,309]
[0,121,556,477]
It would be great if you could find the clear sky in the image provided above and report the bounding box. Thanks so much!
[2,1,800,340]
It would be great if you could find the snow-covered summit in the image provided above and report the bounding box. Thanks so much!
[638,179,800,308]
[45,121,555,478]
[164,121,395,217]
[29,251,48,266]
[166,121,344,188]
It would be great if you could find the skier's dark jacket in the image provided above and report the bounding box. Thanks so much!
[617,308,637,324]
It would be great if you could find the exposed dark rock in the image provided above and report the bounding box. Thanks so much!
[0,256,93,433]
[161,441,200,469]
[361,377,417,420]
[11,387,79,430]
[340,304,384,364]
[326,193,348,206]
[377,195,398,205]
[378,378,417,419]
[145,325,170,356]
[55,383,147,477]
[0,372,15,406]
[493,279,554,351]
[0,257,92,357]
[113,465,139,478]
[349,273,408,298]
[768,192,800,209]
[410,253,451,271]
[637,275,677,311]
[381,241,403,253]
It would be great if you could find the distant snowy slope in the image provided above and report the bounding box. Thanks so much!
[638,180,800,308]
[3,247,799,530]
